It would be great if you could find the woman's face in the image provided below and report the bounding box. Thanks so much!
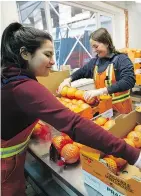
[28,40,55,77]
[90,39,109,58]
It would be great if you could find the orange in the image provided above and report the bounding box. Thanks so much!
[61,143,80,164]
[71,99,78,104]
[65,103,73,108]
[101,126,109,131]
[33,122,42,134]
[73,106,82,113]
[52,135,73,151]
[75,90,84,100]
[104,120,115,130]
[80,103,90,110]
[103,157,118,174]
[135,106,141,112]
[124,138,135,148]
[105,155,127,169]
[76,100,85,106]
[61,97,71,103]
[73,142,85,149]
[61,86,68,97]
[127,131,141,148]
[69,104,78,111]
[67,87,77,99]
[94,117,108,126]
[134,125,141,132]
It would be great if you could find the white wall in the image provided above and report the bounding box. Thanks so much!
[1,1,19,36]
[128,3,141,49]
[106,1,141,49]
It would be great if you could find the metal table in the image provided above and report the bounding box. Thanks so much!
[26,127,102,196]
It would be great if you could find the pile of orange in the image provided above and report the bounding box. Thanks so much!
[60,87,97,105]
[93,117,115,130]
[57,97,90,113]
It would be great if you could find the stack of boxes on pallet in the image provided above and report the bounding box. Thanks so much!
[119,48,141,85]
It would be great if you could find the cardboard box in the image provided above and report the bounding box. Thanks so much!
[136,74,141,85]
[134,63,141,70]
[80,110,141,196]
[37,70,70,95]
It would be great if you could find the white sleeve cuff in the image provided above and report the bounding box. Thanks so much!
[134,152,141,168]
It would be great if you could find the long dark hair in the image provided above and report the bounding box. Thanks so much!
[1,22,52,69]
[90,28,118,54]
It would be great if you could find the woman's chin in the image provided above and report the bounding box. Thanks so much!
[36,71,50,77]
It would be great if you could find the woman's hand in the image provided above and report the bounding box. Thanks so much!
[58,78,71,94]
[84,87,108,102]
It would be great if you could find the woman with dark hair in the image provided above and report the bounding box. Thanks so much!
[1,23,141,196]
[59,28,135,114]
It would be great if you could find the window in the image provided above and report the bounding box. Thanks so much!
[16,1,47,30]
[17,1,114,70]
[100,15,113,36]
[49,2,97,69]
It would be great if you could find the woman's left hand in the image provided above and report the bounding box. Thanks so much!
[84,88,108,102]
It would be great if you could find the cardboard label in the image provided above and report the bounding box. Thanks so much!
[83,170,124,196]
[101,109,113,118]
[105,173,133,193]
[134,58,141,63]
[92,108,113,120]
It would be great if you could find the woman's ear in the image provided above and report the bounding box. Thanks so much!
[20,47,31,60]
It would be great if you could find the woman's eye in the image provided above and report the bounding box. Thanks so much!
[45,54,50,57]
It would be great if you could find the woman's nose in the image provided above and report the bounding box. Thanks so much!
[50,57,55,65]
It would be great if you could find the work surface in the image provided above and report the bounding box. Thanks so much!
[28,126,102,196]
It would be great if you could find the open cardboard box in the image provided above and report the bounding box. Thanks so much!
[37,70,113,119]
[37,70,70,95]
[80,110,141,196]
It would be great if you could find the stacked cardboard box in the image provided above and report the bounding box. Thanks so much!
[119,48,141,86]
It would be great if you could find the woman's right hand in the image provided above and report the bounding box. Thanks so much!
[58,78,71,94]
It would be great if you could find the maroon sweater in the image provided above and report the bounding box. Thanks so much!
[1,67,140,165]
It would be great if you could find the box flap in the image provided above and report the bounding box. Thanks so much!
[37,70,70,95]
[108,111,141,138]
